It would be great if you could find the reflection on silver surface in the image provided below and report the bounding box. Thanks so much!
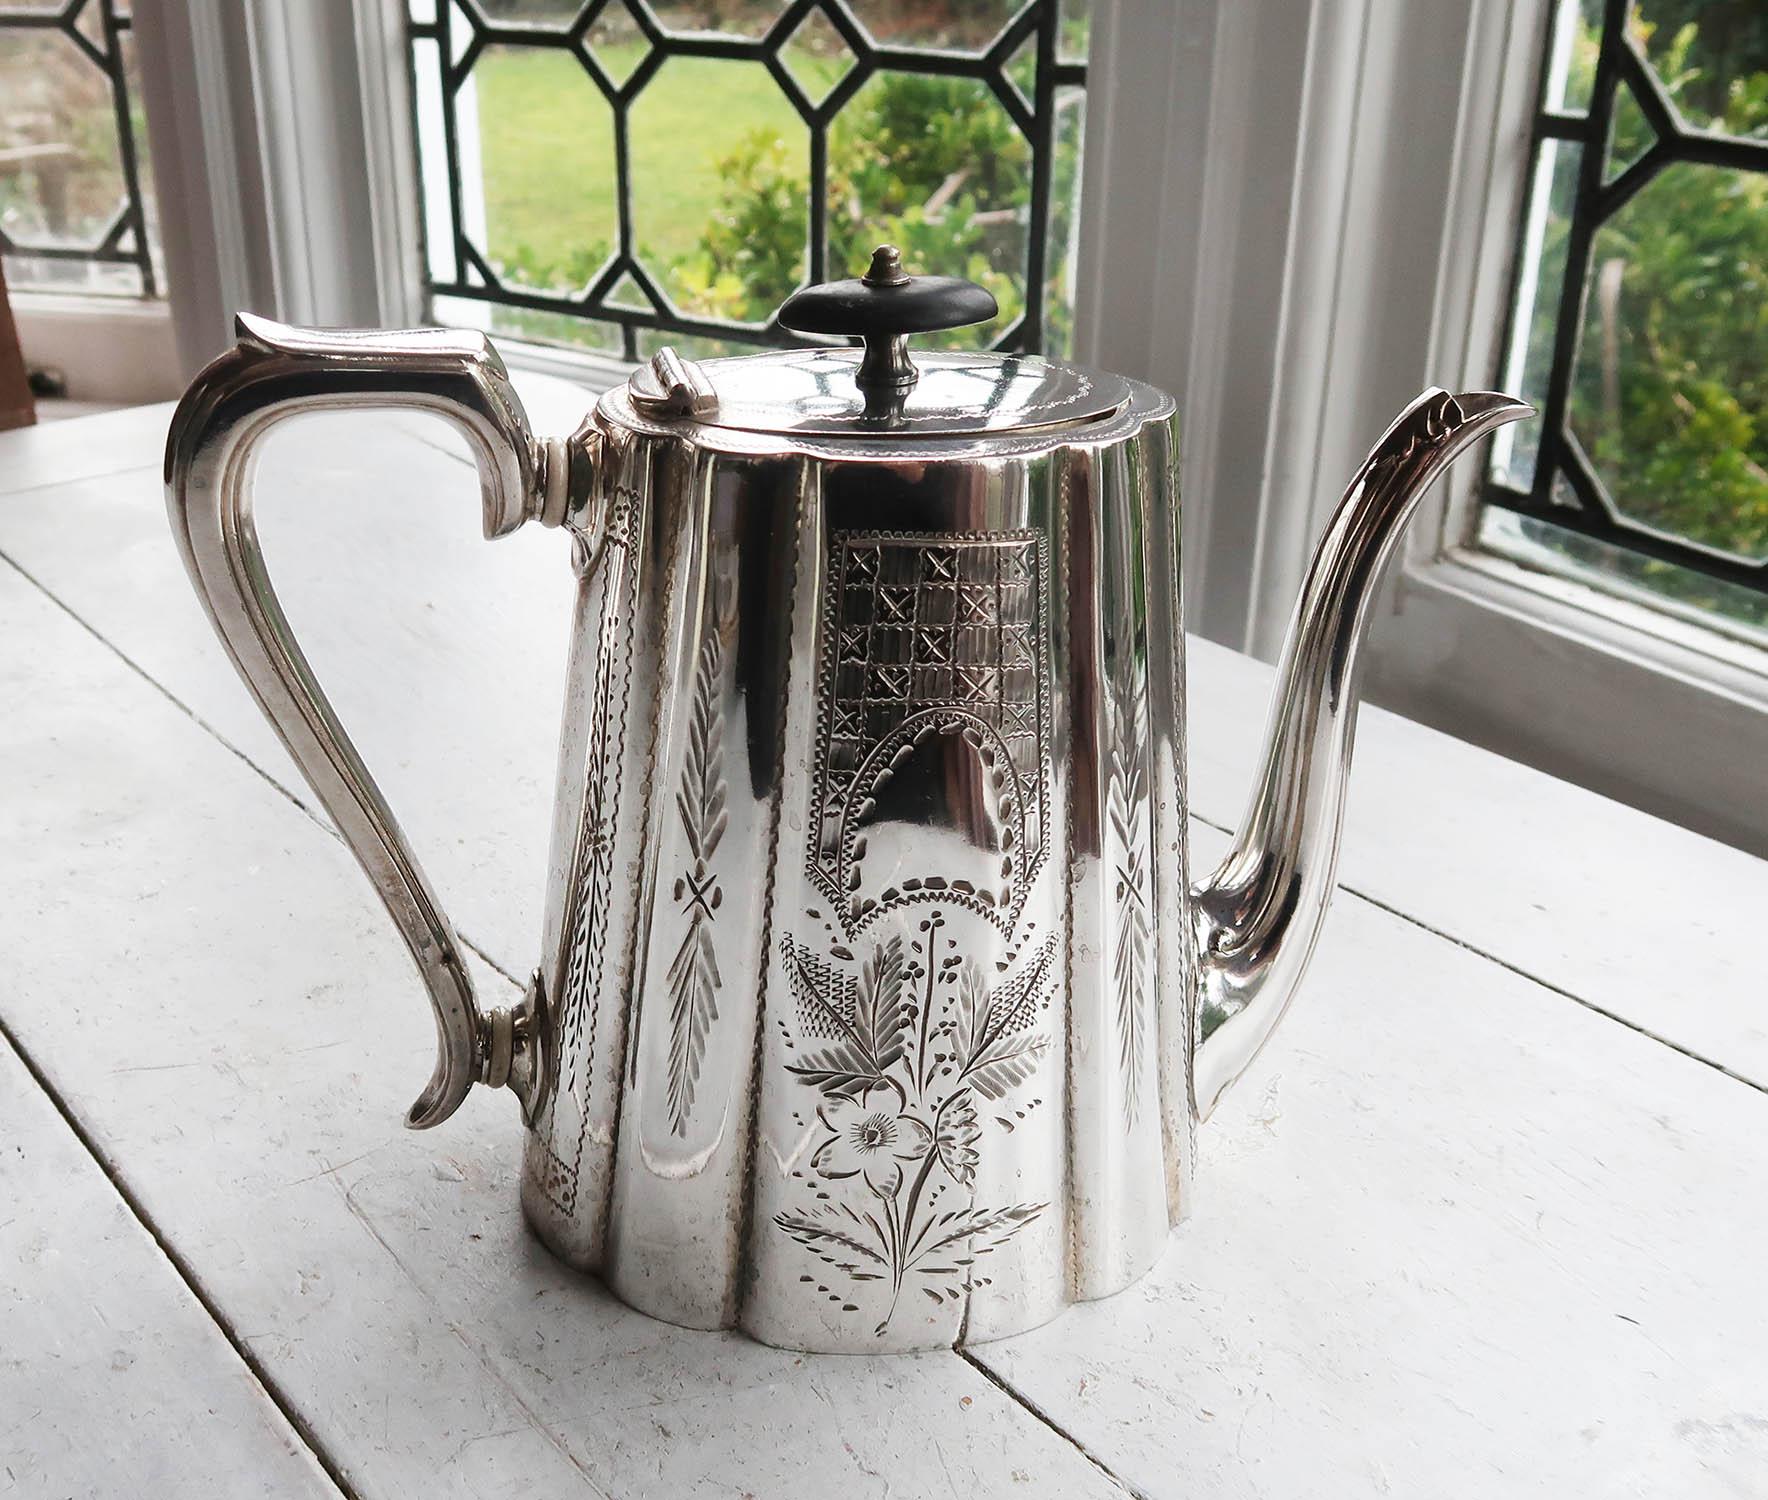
[167,309,1524,1354]
[689,347,1130,436]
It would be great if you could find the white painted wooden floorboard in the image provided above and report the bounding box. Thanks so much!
[981,839,1768,1498]
[1186,638,1768,1088]
[0,413,575,983]
[3,412,1762,1101]
[0,404,173,499]
[0,1033,341,1499]
[0,565,1133,1499]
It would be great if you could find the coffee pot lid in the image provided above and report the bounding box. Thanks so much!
[626,246,1130,439]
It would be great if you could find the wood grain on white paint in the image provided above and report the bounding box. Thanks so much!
[0,1034,341,1499]
[978,883,1768,1498]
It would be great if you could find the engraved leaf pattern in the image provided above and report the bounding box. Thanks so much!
[784,940,907,1102]
[775,1208,891,1270]
[664,620,728,1136]
[854,936,909,1074]
[962,1033,1051,1102]
[777,531,1059,1335]
[1107,666,1151,1125]
[907,1202,1047,1265]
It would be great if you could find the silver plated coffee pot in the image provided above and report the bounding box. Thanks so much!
[167,248,1527,1353]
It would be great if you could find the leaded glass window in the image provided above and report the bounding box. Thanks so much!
[405,0,1090,362]
[0,0,158,297]
[1484,0,1767,633]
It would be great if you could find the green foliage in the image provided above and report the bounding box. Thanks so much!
[470,25,1086,355]
[496,239,610,295]
[690,130,809,318]
[1562,16,1768,570]
[673,69,1069,351]
[1507,8,1767,627]
[1632,0,1768,134]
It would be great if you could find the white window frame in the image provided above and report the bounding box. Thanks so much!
[121,0,1768,850]
[1080,0,1767,854]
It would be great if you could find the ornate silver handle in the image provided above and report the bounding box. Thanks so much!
[165,314,561,1128]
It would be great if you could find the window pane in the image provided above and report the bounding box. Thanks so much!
[409,0,1090,360]
[633,56,808,325]
[1630,0,1768,139]
[1480,0,1768,626]
[473,0,590,26]
[649,2,786,40]
[1058,0,1091,66]
[466,46,616,294]
[828,72,1028,351]
[0,2,158,297]
[1547,0,1603,114]
[1479,508,1768,644]
[846,2,1023,53]
[1604,75,1655,181]
[1044,85,1086,358]
[1491,139,1583,492]
[1568,163,1767,562]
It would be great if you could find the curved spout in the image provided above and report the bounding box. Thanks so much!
[1191,388,1531,1119]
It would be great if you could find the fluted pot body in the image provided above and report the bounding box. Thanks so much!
[523,378,1190,1351]
[164,290,1525,1360]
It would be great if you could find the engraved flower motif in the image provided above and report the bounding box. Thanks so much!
[811,1096,933,1191]
[934,1092,982,1187]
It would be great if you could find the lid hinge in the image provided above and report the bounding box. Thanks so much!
[629,347,719,421]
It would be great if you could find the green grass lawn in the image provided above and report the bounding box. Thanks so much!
[474,43,842,294]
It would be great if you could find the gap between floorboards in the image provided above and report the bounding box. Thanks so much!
[0,1011,364,1500]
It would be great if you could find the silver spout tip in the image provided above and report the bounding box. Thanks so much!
[1450,390,1535,428]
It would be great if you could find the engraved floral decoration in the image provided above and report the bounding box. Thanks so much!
[775,915,1055,1334]
[811,1097,933,1190]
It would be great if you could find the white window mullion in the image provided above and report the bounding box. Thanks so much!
[132,0,275,375]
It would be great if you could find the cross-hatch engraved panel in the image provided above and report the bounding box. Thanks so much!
[810,532,1052,937]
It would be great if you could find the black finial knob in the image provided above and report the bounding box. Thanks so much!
[777,245,998,391]
[863,244,911,287]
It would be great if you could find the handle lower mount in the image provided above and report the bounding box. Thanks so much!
[165,314,565,1128]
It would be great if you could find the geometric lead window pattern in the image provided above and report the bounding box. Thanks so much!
[1485,0,1767,598]
[0,0,157,297]
[406,0,1087,362]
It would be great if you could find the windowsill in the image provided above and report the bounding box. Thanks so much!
[10,291,180,406]
[1372,539,1768,855]
[1420,544,1768,708]
[35,397,132,422]
[496,335,636,395]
